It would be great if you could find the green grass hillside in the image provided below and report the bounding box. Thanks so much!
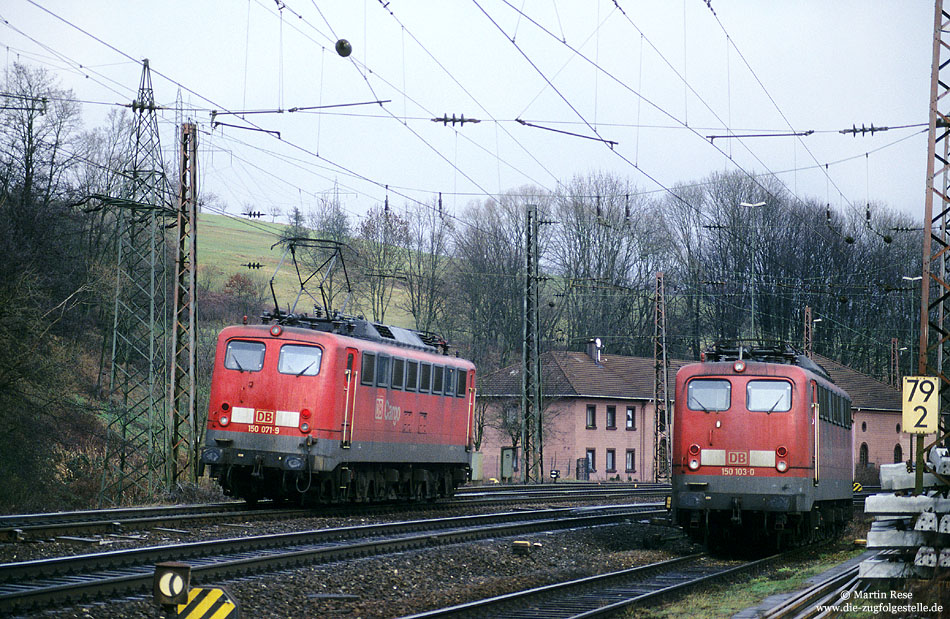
[197,212,413,326]
[198,212,306,308]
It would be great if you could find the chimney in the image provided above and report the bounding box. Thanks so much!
[586,338,603,364]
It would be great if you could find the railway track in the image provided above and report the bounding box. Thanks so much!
[759,551,880,619]
[0,503,664,614]
[399,552,781,618]
[0,483,668,541]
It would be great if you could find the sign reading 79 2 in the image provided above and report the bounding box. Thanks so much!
[902,376,940,434]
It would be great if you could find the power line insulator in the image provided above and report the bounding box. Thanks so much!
[242,262,264,270]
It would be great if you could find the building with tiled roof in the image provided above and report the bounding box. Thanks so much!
[473,345,903,484]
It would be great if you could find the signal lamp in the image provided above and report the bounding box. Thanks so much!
[299,422,311,434]
[270,325,283,337]
[301,408,311,419]
[776,460,788,473]
[219,415,230,427]
[688,443,700,456]
[153,561,191,607]
[733,360,746,373]
[776,445,788,458]
[688,458,700,470]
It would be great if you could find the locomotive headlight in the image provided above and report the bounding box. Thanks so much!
[270,324,283,337]
[776,460,788,473]
[219,415,230,427]
[688,458,700,470]
[299,422,311,434]
[733,360,746,373]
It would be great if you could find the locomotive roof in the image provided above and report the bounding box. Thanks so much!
[259,309,451,355]
[702,341,833,383]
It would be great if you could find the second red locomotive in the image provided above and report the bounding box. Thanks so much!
[671,342,853,551]
[199,310,476,504]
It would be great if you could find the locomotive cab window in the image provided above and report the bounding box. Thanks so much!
[746,380,792,412]
[224,340,265,372]
[686,379,731,411]
[432,365,444,394]
[277,344,323,376]
[361,353,376,386]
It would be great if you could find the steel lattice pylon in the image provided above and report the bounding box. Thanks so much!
[521,203,543,483]
[168,122,198,485]
[100,60,174,506]
[653,272,671,482]
[915,0,950,491]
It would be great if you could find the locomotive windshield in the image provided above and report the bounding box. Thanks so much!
[224,340,265,372]
[277,344,323,376]
[746,380,792,412]
[687,379,731,411]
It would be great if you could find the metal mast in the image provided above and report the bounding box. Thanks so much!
[653,272,671,482]
[917,0,950,487]
[168,122,198,485]
[803,306,813,359]
[100,59,174,505]
[521,203,543,483]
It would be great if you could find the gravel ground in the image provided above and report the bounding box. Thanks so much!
[14,519,697,619]
[0,497,655,563]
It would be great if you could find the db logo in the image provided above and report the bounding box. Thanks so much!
[727,451,748,465]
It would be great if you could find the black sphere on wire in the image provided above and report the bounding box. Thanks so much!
[335,39,352,57]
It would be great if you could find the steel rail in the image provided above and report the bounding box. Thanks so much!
[399,553,784,618]
[0,504,665,613]
[1,486,666,541]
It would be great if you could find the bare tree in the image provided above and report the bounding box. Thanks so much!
[550,173,667,357]
[353,205,408,322]
[399,198,453,333]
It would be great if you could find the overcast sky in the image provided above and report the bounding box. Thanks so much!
[0,1,935,226]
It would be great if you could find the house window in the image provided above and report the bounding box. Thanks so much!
[626,406,636,430]
[606,406,616,429]
[894,444,903,463]
[896,423,901,433]
[859,443,869,466]
[625,449,636,473]
[606,449,616,473]
[861,421,867,432]
[586,405,596,429]
[586,449,596,473]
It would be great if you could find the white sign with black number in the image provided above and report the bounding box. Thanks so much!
[902,376,939,434]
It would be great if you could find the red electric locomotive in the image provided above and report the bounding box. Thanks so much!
[199,310,476,504]
[671,342,852,550]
